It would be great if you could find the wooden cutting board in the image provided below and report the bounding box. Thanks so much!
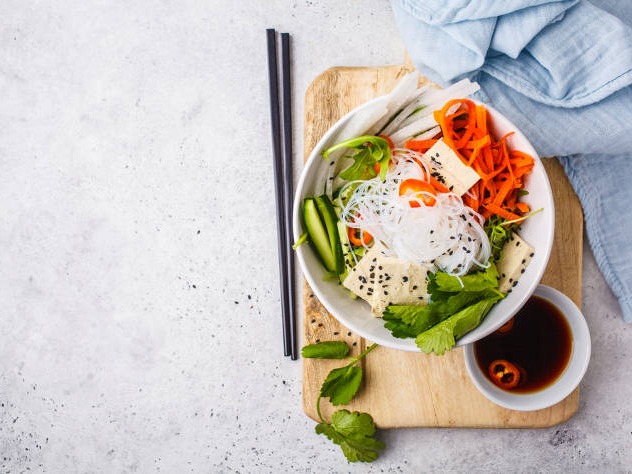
[301,65,583,428]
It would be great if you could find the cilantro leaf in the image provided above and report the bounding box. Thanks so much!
[415,295,503,355]
[383,288,502,342]
[320,366,363,405]
[429,263,499,294]
[383,304,442,338]
[383,264,505,351]
[301,341,350,359]
[316,410,385,463]
[382,310,421,338]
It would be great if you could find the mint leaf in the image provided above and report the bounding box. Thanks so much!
[415,295,503,355]
[320,366,363,405]
[316,410,385,463]
[301,341,350,359]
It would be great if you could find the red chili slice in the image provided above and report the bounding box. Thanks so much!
[495,318,515,334]
[488,359,524,390]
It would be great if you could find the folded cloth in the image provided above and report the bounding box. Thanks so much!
[392,0,632,321]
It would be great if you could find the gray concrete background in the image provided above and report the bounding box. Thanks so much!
[1,1,630,472]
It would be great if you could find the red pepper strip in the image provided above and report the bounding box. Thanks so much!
[488,359,523,389]
[409,159,451,193]
[399,178,436,207]
[347,227,373,246]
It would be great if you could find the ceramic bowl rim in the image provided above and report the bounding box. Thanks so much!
[293,94,555,351]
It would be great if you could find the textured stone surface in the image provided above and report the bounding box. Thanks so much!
[0,1,630,472]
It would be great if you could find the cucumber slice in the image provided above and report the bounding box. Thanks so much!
[335,182,361,208]
[337,219,354,282]
[314,195,344,274]
[303,198,337,273]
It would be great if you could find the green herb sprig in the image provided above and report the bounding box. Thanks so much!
[382,263,504,355]
[322,136,391,182]
[301,341,384,463]
[484,208,543,262]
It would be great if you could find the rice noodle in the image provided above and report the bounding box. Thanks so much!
[338,150,491,276]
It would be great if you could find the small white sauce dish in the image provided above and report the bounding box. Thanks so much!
[463,284,591,411]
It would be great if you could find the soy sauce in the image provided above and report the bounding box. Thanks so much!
[474,295,573,393]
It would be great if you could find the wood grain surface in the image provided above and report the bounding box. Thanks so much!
[301,65,583,429]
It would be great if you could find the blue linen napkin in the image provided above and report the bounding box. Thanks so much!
[392,0,632,321]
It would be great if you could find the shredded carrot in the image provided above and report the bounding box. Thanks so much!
[404,139,438,153]
[516,202,530,214]
[426,98,535,222]
[465,135,491,166]
[475,104,488,136]
[492,177,515,207]
[484,202,521,221]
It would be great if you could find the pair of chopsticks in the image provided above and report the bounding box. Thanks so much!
[266,28,297,360]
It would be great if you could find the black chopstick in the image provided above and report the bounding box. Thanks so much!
[280,32,297,360]
[266,28,297,360]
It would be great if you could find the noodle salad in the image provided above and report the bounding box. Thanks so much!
[297,74,540,354]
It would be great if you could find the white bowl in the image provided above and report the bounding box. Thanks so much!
[463,284,591,411]
[293,95,555,351]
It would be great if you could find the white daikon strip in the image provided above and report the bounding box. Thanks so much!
[378,85,431,136]
[389,114,439,146]
[411,125,441,142]
[385,79,480,145]
[365,72,421,136]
